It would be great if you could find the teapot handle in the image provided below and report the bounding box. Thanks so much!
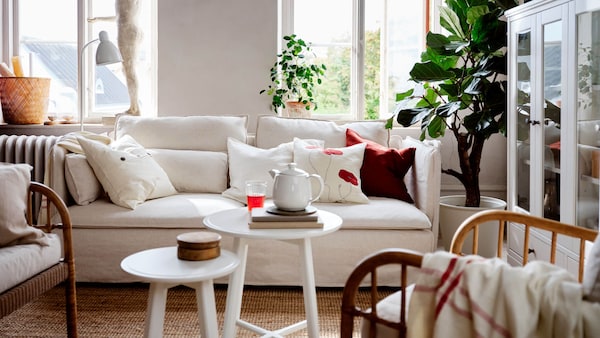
[308,174,324,203]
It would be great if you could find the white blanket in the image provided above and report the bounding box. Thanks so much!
[407,251,597,338]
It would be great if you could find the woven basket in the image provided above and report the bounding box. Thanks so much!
[0,77,51,124]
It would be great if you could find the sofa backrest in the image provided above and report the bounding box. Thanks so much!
[255,115,389,148]
[115,115,248,151]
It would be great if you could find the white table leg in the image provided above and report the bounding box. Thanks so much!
[222,237,248,338]
[145,282,169,338]
[189,280,218,338]
[298,237,319,338]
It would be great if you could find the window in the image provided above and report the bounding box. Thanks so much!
[4,0,156,123]
[282,0,432,120]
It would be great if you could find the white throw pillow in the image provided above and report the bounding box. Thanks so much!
[64,153,104,205]
[0,163,49,247]
[148,149,228,193]
[583,234,600,302]
[78,135,177,209]
[222,138,324,203]
[293,139,369,204]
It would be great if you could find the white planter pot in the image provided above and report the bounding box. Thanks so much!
[439,195,507,257]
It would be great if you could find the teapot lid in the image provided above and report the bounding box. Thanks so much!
[280,163,309,177]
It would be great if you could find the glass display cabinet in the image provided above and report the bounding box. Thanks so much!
[507,0,600,275]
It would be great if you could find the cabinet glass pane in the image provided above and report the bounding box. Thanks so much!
[577,9,600,230]
[517,31,531,212]
[543,21,561,221]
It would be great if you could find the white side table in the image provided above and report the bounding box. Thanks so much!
[204,207,343,338]
[120,246,239,338]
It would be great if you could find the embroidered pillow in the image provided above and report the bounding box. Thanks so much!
[78,135,176,209]
[293,138,369,204]
[346,128,416,203]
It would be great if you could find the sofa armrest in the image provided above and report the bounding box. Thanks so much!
[390,135,441,248]
[46,145,70,206]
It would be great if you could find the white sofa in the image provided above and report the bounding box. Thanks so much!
[47,115,441,286]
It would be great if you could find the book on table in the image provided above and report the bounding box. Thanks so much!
[249,207,323,229]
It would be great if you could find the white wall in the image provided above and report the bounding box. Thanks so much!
[155,0,507,200]
[157,0,276,131]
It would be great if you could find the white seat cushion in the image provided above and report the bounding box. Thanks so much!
[67,193,244,229]
[0,234,62,293]
[315,197,430,230]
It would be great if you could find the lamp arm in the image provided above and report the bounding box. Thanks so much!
[79,38,99,131]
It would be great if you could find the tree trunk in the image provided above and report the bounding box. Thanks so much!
[455,133,486,207]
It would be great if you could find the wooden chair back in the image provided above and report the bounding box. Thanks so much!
[340,209,598,338]
[0,182,78,337]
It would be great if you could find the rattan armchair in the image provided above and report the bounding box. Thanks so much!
[340,210,599,338]
[0,182,77,337]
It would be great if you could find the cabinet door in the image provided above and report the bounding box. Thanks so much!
[576,5,600,231]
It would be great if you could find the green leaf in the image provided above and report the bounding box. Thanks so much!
[435,101,461,118]
[395,107,432,127]
[395,88,414,101]
[439,6,465,39]
[466,5,489,25]
[427,115,446,138]
[410,62,455,82]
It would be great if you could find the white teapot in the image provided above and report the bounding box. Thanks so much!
[269,163,324,211]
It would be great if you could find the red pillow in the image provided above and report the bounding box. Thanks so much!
[346,128,416,203]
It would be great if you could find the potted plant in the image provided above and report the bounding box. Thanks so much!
[388,0,518,253]
[260,34,327,117]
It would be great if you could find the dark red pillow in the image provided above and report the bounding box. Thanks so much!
[346,128,416,203]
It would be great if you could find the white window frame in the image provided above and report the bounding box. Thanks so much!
[281,0,437,121]
[1,0,157,122]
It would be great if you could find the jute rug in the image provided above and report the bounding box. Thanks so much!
[0,283,394,337]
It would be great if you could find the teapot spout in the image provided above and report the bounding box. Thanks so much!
[269,169,280,179]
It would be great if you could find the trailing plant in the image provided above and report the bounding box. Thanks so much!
[387,0,518,207]
[260,34,327,112]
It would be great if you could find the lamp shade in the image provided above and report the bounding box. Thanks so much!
[95,31,122,65]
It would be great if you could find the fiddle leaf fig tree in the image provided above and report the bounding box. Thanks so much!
[387,0,518,207]
[260,34,327,112]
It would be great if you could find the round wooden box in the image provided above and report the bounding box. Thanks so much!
[176,231,221,261]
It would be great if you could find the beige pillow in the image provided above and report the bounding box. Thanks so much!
[293,139,369,204]
[222,138,323,203]
[583,234,600,302]
[64,153,104,205]
[148,149,228,193]
[0,163,49,247]
[78,135,177,209]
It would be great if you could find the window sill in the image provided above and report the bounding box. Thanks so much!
[0,123,113,136]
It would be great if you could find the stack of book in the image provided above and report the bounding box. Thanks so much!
[249,207,323,229]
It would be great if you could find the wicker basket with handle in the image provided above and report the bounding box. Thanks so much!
[0,77,51,124]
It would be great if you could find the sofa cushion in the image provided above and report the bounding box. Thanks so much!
[66,193,244,229]
[255,115,389,149]
[0,163,49,247]
[223,137,324,203]
[64,153,104,205]
[115,115,248,151]
[293,139,369,204]
[346,128,416,203]
[316,197,430,230]
[148,149,228,193]
[0,233,61,293]
[78,135,177,209]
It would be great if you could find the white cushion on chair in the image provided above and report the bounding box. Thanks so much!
[360,285,415,337]
[583,234,600,302]
[0,163,49,246]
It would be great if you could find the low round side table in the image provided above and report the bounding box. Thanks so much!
[120,246,239,338]
[204,207,343,338]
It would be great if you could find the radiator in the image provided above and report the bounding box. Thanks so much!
[0,134,59,222]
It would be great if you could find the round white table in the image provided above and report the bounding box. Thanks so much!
[120,246,239,338]
[203,207,343,338]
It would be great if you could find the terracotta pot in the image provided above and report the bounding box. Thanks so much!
[284,100,311,118]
